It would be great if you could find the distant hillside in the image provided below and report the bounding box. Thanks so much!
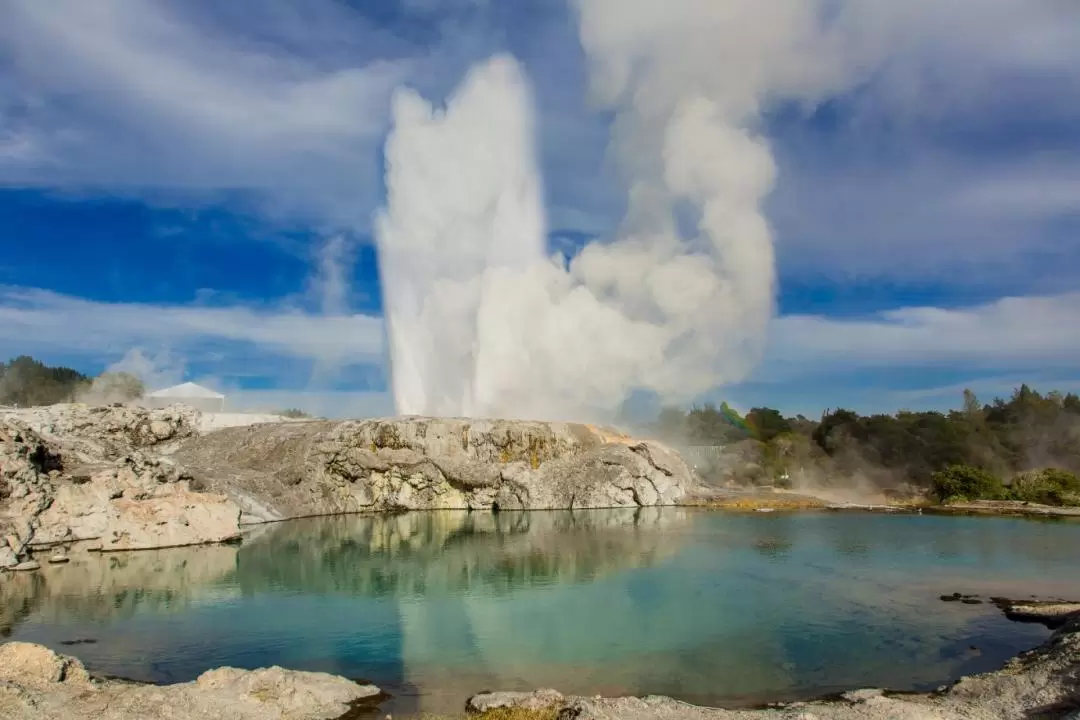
[651,385,1080,497]
[0,356,144,407]
[0,356,89,407]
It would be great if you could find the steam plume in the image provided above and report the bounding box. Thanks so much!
[377,1,856,421]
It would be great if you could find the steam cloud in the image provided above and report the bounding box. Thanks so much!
[376,0,860,422]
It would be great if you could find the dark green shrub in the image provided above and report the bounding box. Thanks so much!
[930,464,1006,503]
[1010,468,1080,506]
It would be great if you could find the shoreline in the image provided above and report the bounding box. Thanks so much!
[2,599,1077,719]
[687,489,1080,519]
[4,403,1077,567]
[465,599,1080,720]
[7,500,1078,567]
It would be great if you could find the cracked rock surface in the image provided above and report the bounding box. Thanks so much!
[177,416,696,523]
[1,404,240,563]
[2,406,698,556]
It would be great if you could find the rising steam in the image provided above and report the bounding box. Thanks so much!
[376,0,857,422]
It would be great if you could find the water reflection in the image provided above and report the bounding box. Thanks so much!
[3,510,1080,716]
[232,507,689,598]
[1,544,240,635]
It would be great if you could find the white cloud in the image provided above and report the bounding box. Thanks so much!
[952,169,1080,218]
[761,292,1080,381]
[2,282,1075,417]
[0,0,414,229]
[0,285,384,369]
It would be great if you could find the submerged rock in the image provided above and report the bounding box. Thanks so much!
[0,641,381,720]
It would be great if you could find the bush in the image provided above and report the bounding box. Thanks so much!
[1010,468,1080,506]
[930,464,1006,503]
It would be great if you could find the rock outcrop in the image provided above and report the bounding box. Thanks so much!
[1,405,698,557]
[177,416,695,523]
[0,641,381,720]
[466,608,1080,719]
[1,405,242,564]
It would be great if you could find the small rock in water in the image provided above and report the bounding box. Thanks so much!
[49,554,70,564]
[13,560,40,571]
[961,598,983,605]
[842,688,884,703]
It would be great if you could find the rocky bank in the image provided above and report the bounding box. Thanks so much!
[1,404,696,565]
[0,641,381,720]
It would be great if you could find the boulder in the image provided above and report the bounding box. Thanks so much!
[0,642,91,691]
[0,641,380,720]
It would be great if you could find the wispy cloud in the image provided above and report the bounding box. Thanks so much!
[0,0,414,229]
[0,285,383,371]
[3,282,1075,411]
[761,292,1080,382]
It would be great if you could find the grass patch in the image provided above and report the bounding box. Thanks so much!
[700,495,827,511]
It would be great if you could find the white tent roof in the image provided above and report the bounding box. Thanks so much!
[147,382,225,399]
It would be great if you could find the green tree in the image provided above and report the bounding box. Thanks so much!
[1010,468,1080,505]
[0,356,89,406]
[930,465,1006,503]
[746,407,792,443]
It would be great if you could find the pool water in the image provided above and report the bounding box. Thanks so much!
[4,508,1079,716]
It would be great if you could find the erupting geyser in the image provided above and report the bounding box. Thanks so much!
[376,0,861,422]
[376,56,549,419]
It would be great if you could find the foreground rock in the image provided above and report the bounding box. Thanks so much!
[177,417,695,523]
[0,641,380,720]
[466,608,1080,719]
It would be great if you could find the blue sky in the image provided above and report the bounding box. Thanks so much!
[1,0,1079,419]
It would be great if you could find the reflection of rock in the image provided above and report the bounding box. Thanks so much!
[178,418,695,522]
[0,544,240,636]
[0,641,380,720]
[234,507,690,598]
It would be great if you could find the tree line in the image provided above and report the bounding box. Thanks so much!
[651,385,1080,505]
[0,356,144,407]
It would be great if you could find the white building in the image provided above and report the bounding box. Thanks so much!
[145,382,225,413]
